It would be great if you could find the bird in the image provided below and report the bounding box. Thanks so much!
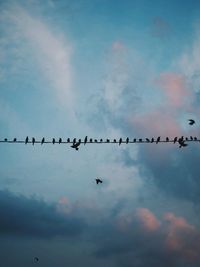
[34,257,39,262]
[126,137,129,144]
[84,136,88,145]
[139,139,143,142]
[13,138,17,142]
[173,137,178,143]
[188,119,195,125]
[190,136,193,141]
[41,137,45,145]
[95,178,103,184]
[73,138,76,144]
[179,140,188,148]
[166,137,169,142]
[119,138,122,145]
[4,138,7,142]
[151,138,154,143]
[133,138,137,142]
[89,138,93,142]
[67,138,70,143]
[52,138,55,144]
[32,137,35,145]
[25,136,28,144]
[71,140,81,150]
[156,137,160,144]
[59,138,62,144]
[106,139,110,143]
[113,139,117,143]
[146,138,150,142]
[94,139,98,142]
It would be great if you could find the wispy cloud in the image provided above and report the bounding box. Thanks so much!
[2,4,74,113]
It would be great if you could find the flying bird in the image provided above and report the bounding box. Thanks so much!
[95,178,103,184]
[34,257,39,262]
[71,141,81,150]
[188,119,195,125]
[179,140,188,148]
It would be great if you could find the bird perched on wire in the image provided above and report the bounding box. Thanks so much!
[52,138,55,144]
[188,119,195,125]
[25,136,29,144]
[95,178,103,184]
[119,138,122,145]
[59,138,62,144]
[32,137,35,145]
[156,136,160,144]
[41,137,45,145]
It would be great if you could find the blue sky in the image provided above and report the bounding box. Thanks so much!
[1,0,200,266]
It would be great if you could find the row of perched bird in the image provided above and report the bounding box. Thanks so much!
[0,120,196,150]
[0,135,198,149]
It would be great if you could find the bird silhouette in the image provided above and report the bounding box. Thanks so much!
[194,137,197,141]
[32,137,35,145]
[13,138,17,142]
[179,140,188,148]
[146,138,150,142]
[89,138,93,142]
[166,137,169,142]
[106,139,110,143]
[173,137,178,143]
[94,139,98,142]
[67,138,70,143]
[156,137,160,144]
[59,138,62,144]
[151,138,154,143]
[52,138,55,144]
[84,136,88,145]
[113,139,117,143]
[139,139,143,142]
[100,139,103,142]
[73,138,76,144]
[190,136,193,141]
[126,137,129,144]
[95,178,103,184]
[71,140,81,150]
[25,136,29,144]
[34,257,39,262]
[4,138,7,142]
[188,119,195,125]
[119,138,122,145]
[41,137,45,145]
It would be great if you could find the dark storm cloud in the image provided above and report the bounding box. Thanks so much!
[0,189,86,238]
[134,144,200,205]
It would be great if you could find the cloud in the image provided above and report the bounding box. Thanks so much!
[156,72,190,108]
[94,208,200,267]
[136,208,161,232]
[1,4,74,113]
[0,189,86,238]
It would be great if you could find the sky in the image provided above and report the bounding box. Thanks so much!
[0,0,200,266]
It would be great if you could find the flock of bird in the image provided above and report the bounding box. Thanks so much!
[0,119,197,150]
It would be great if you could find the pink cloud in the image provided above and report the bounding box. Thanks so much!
[130,109,181,137]
[156,73,189,108]
[137,208,161,232]
[164,212,200,261]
